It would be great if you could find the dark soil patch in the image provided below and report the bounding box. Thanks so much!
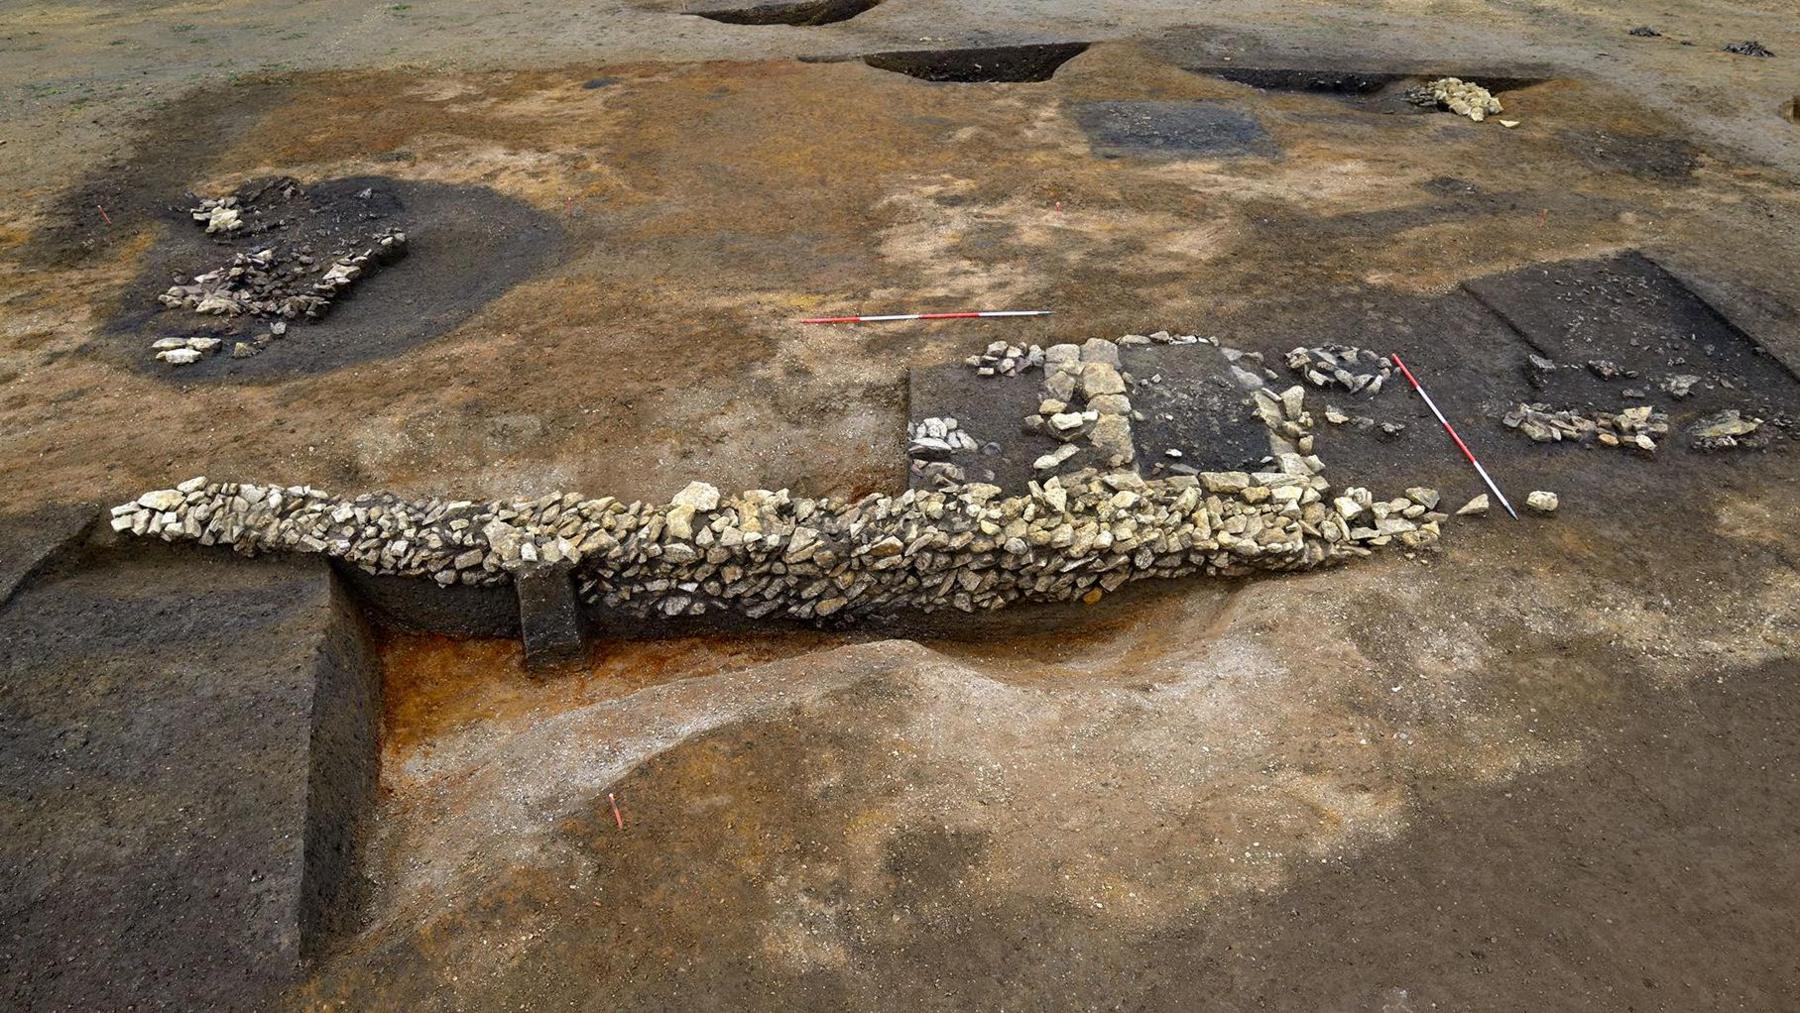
[684,0,880,26]
[1121,343,1271,473]
[907,363,1064,493]
[1194,67,1413,95]
[861,42,1089,83]
[100,175,563,381]
[1073,100,1278,158]
[0,540,378,1010]
[1557,127,1701,181]
[1463,251,1800,428]
[14,77,296,269]
[0,502,98,606]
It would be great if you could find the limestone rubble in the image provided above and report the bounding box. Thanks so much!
[110,462,1445,621]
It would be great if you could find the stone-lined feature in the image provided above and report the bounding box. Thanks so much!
[111,463,1443,622]
[159,228,408,323]
[964,341,1045,377]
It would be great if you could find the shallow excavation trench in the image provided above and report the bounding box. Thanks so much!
[860,42,1091,83]
[1177,63,1551,114]
[684,0,882,27]
[103,325,1471,696]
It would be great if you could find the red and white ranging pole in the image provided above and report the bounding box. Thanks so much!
[1391,353,1518,520]
[799,309,1053,325]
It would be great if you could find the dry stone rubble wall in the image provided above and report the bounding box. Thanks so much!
[111,463,1444,622]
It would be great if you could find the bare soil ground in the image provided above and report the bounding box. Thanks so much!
[2,0,1798,1009]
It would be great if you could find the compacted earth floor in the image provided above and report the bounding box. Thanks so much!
[2,0,1798,1009]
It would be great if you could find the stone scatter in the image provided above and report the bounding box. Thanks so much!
[965,341,1044,378]
[149,176,415,366]
[111,461,1444,622]
[1503,402,1668,451]
[158,228,407,323]
[1284,345,1394,395]
[907,417,979,459]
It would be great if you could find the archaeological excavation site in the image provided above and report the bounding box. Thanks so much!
[2,0,1798,1009]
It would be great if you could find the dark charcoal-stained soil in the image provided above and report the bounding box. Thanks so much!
[0,540,379,1011]
[1176,252,1800,510]
[101,175,563,381]
[0,502,97,606]
[1463,251,1800,423]
[1556,127,1702,181]
[907,363,1065,493]
[1073,101,1279,158]
[861,43,1090,83]
[1121,342,1271,473]
[684,0,880,26]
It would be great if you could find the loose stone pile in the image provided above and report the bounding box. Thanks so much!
[907,417,979,459]
[1503,402,1668,452]
[110,462,1446,621]
[191,195,245,234]
[908,417,986,488]
[965,342,1045,378]
[1285,345,1395,395]
[1722,40,1774,58]
[1689,409,1763,450]
[151,336,222,366]
[1409,77,1504,121]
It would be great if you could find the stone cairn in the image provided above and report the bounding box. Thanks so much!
[111,463,1444,622]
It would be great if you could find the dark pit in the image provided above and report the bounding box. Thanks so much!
[684,0,881,26]
[102,175,563,382]
[1182,65,1552,115]
[861,42,1090,83]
